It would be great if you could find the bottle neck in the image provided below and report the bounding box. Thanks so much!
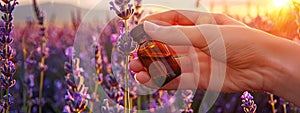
[130,24,151,43]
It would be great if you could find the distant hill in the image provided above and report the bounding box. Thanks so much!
[13,2,112,23]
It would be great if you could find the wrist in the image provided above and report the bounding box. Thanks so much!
[263,37,300,106]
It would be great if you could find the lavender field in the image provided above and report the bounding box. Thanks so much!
[0,0,299,113]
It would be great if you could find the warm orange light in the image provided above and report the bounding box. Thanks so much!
[273,0,289,7]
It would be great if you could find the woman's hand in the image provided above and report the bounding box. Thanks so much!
[129,10,300,106]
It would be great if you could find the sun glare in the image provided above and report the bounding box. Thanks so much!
[273,0,289,7]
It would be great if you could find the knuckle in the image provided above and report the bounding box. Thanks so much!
[214,13,228,18]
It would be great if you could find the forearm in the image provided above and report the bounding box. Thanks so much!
[263,35,300,106]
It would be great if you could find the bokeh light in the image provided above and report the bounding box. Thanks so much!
[273,0,289,7]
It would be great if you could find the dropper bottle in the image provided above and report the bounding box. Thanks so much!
[130,24,182,87]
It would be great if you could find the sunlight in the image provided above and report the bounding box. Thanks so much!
[273,0,289,7]
[77,0,80,5]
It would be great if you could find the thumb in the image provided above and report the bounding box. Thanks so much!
[143,21,227,62]
[143,21,223,49]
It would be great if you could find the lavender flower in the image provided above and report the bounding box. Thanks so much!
[65,46,75,61]
[132,0,143,24]
[110,33,119,45]
[70,10,81,30]
[24,51,40,112]
[115,21,137,55]
[101,99,111,112]
[64,47,89,113]
[89,41,104,112]
[149,99,158,112]
[116,32,137,55]
[101,99,124,113]
[0,0,18,11]
[94,44,103,83]
[241,91,257,113]
[109,1,137,112]
[0,93,12,110]
[65,88,89,113]
[135,0,142,6]
[33,0,44,26]
[180,90,194,113]
[0,60,16,78]
[106,74,119,87]
[0,66,16,88]
[295,106,299,112]
[0,0,18,111]
[32,0,48,112]
[97,73,103,84]
[110,0,134,20]
[63,105,71,113]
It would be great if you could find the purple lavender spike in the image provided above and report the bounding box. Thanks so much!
[241,91,257,113]
[109,0,134,20]
[0,0,18,110]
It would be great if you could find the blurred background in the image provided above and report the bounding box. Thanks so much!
[4,0,300,113]
[13,0,293,22]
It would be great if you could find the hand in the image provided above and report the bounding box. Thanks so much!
[129,10,300,106]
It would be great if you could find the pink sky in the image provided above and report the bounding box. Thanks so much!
[17,0,275,16]
[18,0,272,8]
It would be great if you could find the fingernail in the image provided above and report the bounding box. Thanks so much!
[143,21,160,32]
[134,74,141,84]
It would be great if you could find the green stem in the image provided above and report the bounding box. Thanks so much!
[22,27,28,113]
[270,94,276,113]
[39,41,46,113]
[89,83,99,113]
[124,19,131,113]
[0,88,2,100]
[5,88,10,113]
[283,103,287,113]
[137,96,141,112]
[125,56,130,113]
[39,67,44,113]
[22,90,27,113]
[27,104,32,113]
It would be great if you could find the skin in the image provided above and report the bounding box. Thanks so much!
[129,10,300,106]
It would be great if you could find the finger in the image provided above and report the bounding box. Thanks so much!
[143,21,219,49]
[211,13,246,26]
[134,53,240,92]
[129,58,144,72]
[135,71,197,90]
[134,55,212,90]
[134,71,160,89]
[129,56,194,73]
[144,21,228,63]
[135,71,150,84]
[168,45,192,55]
[129,47,210,73]
[161,57,212,90]
[141,10,245,26]
[141,10,213,25]
[160,73,198,90]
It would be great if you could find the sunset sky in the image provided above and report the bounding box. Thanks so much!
[17,0,273,9]
[16,0,285,17]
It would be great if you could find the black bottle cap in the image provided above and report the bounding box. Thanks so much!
[130,24,151,43]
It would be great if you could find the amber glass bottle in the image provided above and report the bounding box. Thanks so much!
[130,24,181,87]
